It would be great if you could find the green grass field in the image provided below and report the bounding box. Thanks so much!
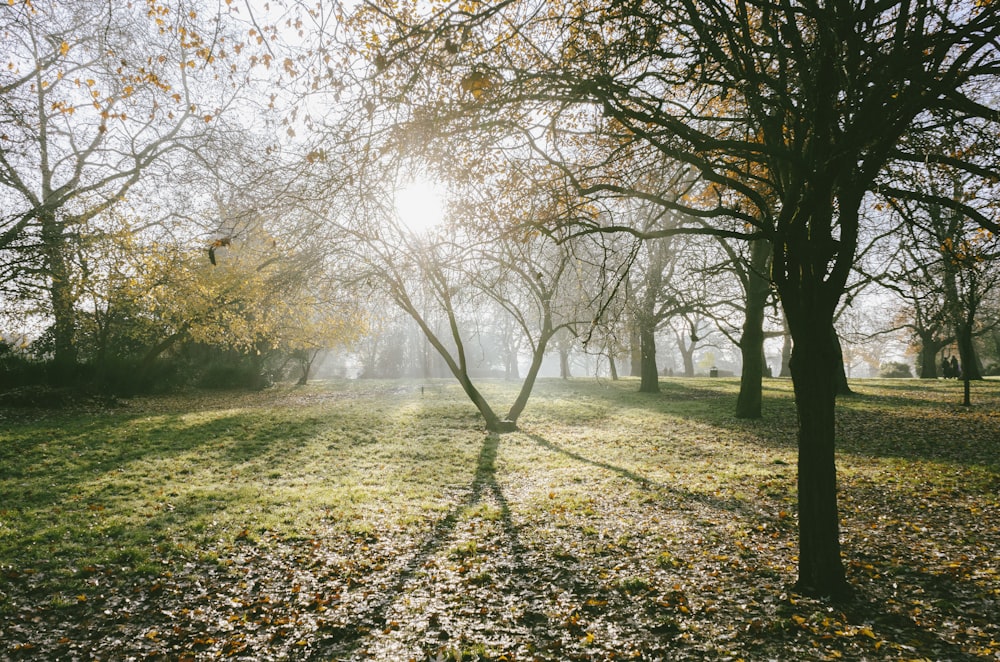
[1,377,998,660]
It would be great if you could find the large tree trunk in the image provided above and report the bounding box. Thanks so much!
[956,321,982,381]
[774,181,857,599]
[41,212,78,383]
[916,332,944,379]
[630,323,642,377]
[559,346,571,379]
[736,239,771,418]
[789,321,849,598]
[736,324,765,417]
[678,339,695,377]
[638,320,659,393]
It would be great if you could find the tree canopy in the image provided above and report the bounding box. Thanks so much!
[343,0,1000,596]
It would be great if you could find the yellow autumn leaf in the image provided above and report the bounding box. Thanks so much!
[460,71,493,99]
[59,41,69,56]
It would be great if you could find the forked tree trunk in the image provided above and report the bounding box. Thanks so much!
[775,187,855,599]
[679,341,695,377]
[393,295,506,431]
[296,349,321,386]
[460,373,506,430]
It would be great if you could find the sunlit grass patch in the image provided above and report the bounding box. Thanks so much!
[1,377,998,661]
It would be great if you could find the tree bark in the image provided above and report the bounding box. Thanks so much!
[956,321,982,381]
[504,323,554,425]
[638,319,659,393]
[831,328,853,396]
[678,338,695,377]
[630,323,642,377]
[736,239,771,418]
[559,346,571,379]
[789,323,849,598]
[736,328,764,417]
[779,327,792,377]
[917,333,944,378]
[774,184,857,599]
[296,349,321,386]
[41,211,78,383]
[141,323,190,373]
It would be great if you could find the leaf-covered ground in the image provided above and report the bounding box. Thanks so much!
[1,377,998,661]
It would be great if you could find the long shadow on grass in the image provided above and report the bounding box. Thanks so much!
[527,431,997,659]
[317,433,529,659]
[836,566,999,661]
[526,433,763,521]
[0,410,333,586]
[0,412,330,508]
[0,413,242,505]
[604,379,1000,467]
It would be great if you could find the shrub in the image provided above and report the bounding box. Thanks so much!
[0,341,48,388]
[879,361,913,378]
[196,357,269,390]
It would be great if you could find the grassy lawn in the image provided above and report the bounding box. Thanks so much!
[1,377,998,660]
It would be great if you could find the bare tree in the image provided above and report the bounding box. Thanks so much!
[342,186,609,430]
[0,0,251,380]
[349,0,1000,596]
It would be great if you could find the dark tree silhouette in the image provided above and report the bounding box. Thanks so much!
[349,0,1000,597]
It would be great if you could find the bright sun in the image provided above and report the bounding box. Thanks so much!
[395,178,446,233]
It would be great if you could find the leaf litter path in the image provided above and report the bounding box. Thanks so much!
[130,433,805,662]
[2,379,999,660]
